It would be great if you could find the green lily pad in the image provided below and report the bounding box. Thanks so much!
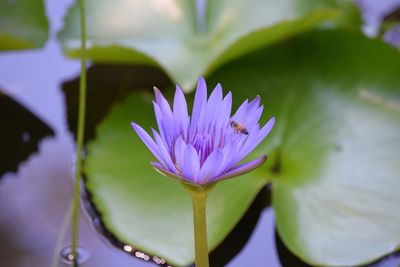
[0,0,48,50]
[58,0,359,90]
[207,30,400,266]
[85,90,270,266]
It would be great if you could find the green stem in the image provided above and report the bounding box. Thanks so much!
[71,0,87,265]
[182,183,215,267]
[191,190,209,267]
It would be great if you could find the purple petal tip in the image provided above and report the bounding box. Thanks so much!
[153,86,164,101]
[212,154,268,183]
[270,117,276,126]
[131,122,138,130]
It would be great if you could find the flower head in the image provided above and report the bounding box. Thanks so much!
[131,78,275,186]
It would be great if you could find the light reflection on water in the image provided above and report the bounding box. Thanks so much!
[60,246,90,266]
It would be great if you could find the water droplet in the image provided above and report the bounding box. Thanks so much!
[60,246,90,266]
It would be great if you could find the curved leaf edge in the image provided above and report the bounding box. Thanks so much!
[275,214,400,267]
[58,7,359,92]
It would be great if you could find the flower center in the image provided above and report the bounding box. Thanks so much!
[191,133,213,165]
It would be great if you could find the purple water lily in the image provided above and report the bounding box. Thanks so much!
[131,78,275,186]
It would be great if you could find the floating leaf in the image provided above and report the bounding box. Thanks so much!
[0,0,49,50]
[207,30,400,266]
[58,0,359,90]
[0,90,54,178]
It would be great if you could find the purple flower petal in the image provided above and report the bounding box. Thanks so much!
[181,144,200,183]
[213,92,233,142]
[219,91,232,126]
[245,105,263,129]
[154,87,172,116]
[173,137,187,172]
[151,128,176,172]
[190,77,207,132]
[215,141,236,175]
[211,155,267,183]
[231,99,249,123]
[204,83,223,128]
[198,149,223,184]
[248,96,261,112]
[131,122,164,165]
[151,162,182,180]
[153,87,175,141]
[153,88,174,126]
[173,85,189,134]
[151,162,202,187]
[246,117,275,154]
[153,101,169,145]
